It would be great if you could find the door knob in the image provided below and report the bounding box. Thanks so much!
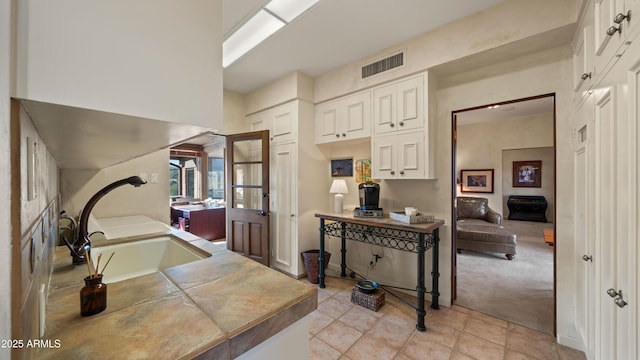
[607,288,619,298]
[615,297,628,308]
[614,10,631,24]
[258,210,268,216]
[607,25,622,36]
[582,255,592,262]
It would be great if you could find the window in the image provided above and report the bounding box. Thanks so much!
[170,146,203,202]
[208,157,224,199]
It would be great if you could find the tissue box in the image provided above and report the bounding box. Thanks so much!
[389,211,435,224]
[350,287,385,311]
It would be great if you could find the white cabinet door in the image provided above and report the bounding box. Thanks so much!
[574,23,595,100]
[343,92,371,140]
[593,86,617,360]
[594,0,633,76]
[573,94,596,359]
[396,131,424,179]
[270,102,297,144]
[372,131,425,179]
[396,76,424,132]
[315,92,371,144]
[270,142,297,273]
[373,75,424,134]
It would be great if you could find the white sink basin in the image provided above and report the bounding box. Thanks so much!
[90,235,210,283]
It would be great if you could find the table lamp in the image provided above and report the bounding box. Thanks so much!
[329,179,348,213]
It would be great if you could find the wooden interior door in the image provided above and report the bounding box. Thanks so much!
[226,131,270,266]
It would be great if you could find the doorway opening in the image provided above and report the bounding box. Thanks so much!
[451,94,557,335]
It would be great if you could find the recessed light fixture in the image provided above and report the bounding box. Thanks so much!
[223,0,321,68]
[487,105,500,109]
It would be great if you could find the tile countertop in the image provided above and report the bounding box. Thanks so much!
[39,231,317,359]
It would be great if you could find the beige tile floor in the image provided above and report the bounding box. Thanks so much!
[307,277,586,360]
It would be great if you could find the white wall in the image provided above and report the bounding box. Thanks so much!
[60,149,170,224]
[15,0,223,130]
[457,113,555,216]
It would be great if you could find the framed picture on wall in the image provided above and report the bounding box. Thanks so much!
[460,169,494,193]
[513,160,542,187]
[331,158,353,177]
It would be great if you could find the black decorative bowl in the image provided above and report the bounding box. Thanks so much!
[356,280,378,294]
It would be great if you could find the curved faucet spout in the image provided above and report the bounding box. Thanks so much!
[72,175,147,264]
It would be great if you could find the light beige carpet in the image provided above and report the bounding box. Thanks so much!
[455,220,555,335]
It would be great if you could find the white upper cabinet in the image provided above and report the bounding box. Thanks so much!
[593,0,640,77]
[372,131,425,179]
[373,75,424,134]
[315,91,371,144]
[248,102,297,145]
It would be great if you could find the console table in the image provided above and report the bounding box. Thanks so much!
[315,213,444,332]
[507,195,547,222]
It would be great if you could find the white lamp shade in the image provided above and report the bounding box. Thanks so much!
[329,179,348,194]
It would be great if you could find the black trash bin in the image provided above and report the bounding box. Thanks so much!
[301,250,331,284]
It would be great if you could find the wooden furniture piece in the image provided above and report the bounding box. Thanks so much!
[543,228,554,246]
[171,204,226,241]
[507,195,548,222]
[315,212,444,332]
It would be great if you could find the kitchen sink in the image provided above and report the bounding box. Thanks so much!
[90,235,210,283]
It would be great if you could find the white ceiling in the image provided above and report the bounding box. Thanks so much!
[456,96,555,125]
[222,0,503,94]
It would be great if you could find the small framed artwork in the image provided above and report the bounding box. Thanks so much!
[331,158,353,177]
[355,159,372,183]
[460,169,494,193]
[513,160,542,187]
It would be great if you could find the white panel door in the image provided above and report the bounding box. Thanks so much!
[344,91,371,139]
[271,102,297,144]
[396,76,424,131]
[396,131,424,179]
[373,84,396,134]
[315,103,339,144]
[372,134,395,178]
[594,87,617,360]
[270,142,296,273]
[574,94,596,359]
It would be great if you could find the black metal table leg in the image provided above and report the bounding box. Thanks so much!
[431,228,440,310]
[340,222,347,277]
[319,218,326,288]
[416,233,426,331]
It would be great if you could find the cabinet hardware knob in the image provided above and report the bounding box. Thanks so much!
[336,134,340,138]
[582,254,592,262]
[390,123,395,127]
[290,214,295,217]
[400,170,405,175]
[607,288,619,298]
[342,133,346,137]
[390,170,395,175]
[615,297,628,308]
[399,121,404,126]
[614,10,632,24]
[607,25,622,36]
[581,72,592,80]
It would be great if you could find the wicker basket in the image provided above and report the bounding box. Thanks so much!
[350,286,385,312]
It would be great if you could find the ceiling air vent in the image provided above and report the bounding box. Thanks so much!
[361,52,404,79]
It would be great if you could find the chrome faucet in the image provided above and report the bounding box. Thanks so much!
[66,176,147,264]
